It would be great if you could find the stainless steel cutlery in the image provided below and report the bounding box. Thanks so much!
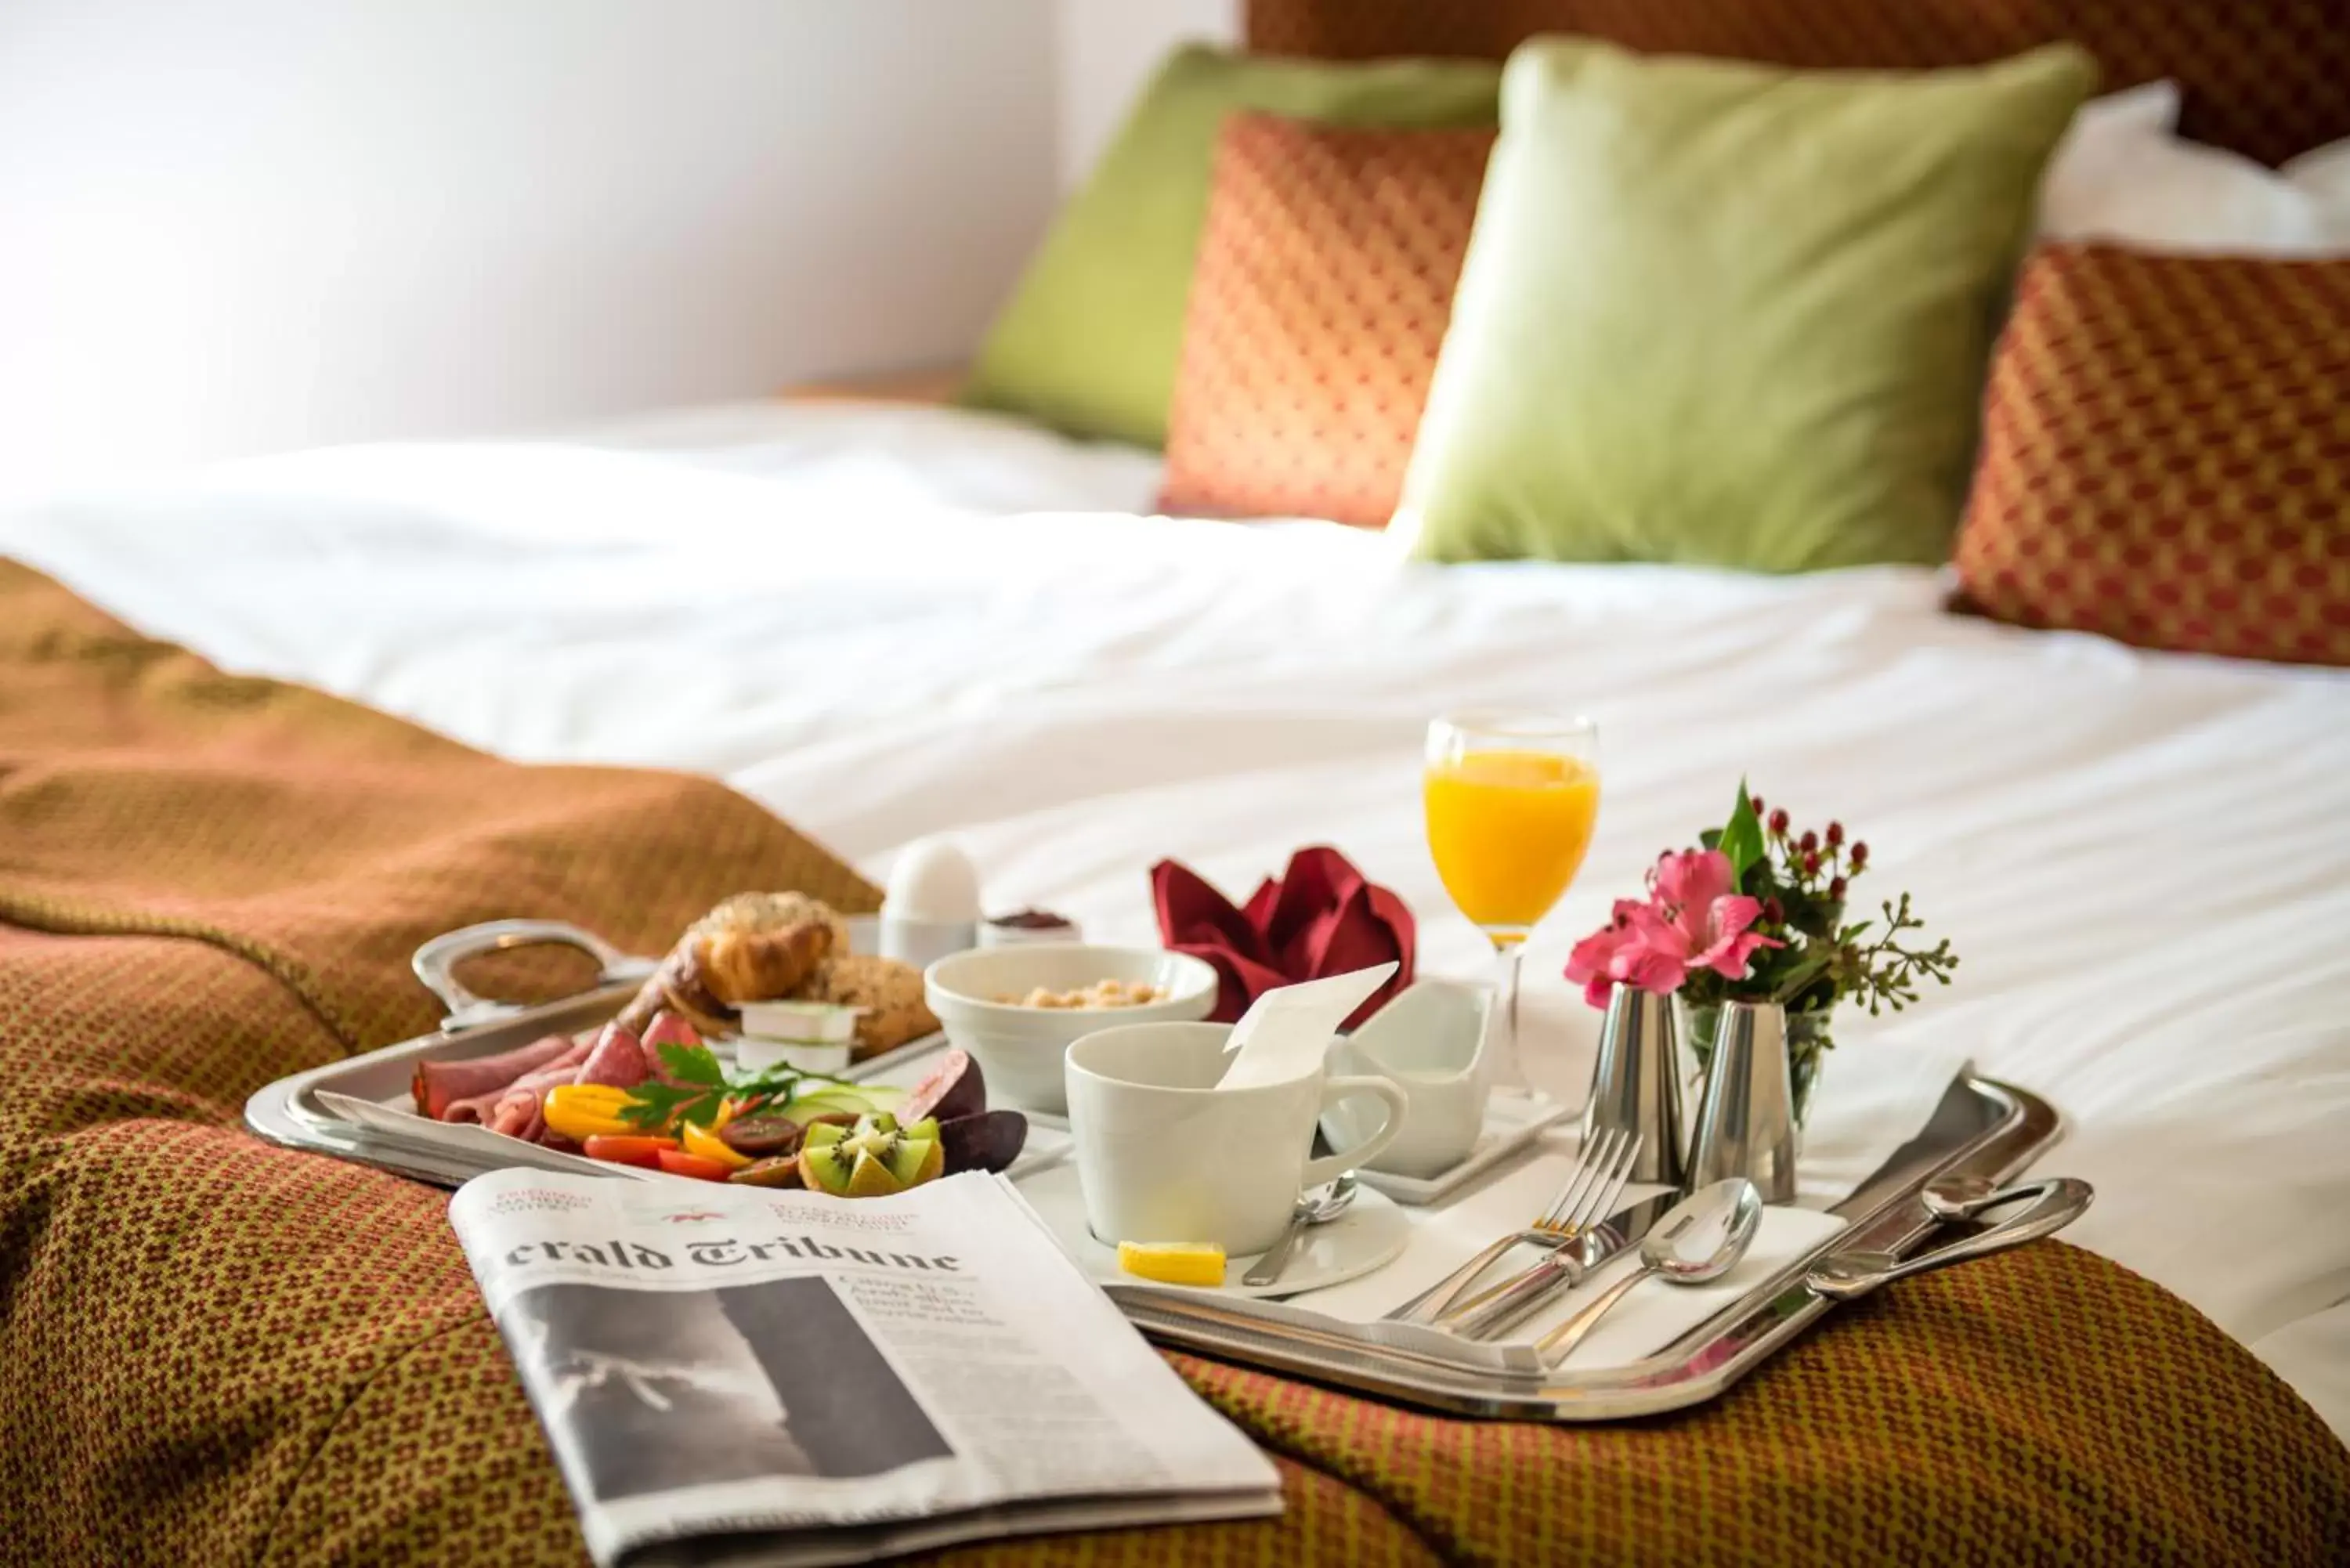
[1383,1127,1643,1325]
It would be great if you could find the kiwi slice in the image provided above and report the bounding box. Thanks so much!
[796,1122,855,1194]
[884,1135,942,1189]
[843,1147,902,1198]
[797,1112,929,1198]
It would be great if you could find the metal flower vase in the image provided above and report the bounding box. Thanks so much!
[1581,984,1686,1187]
[1686,999,1799,1204]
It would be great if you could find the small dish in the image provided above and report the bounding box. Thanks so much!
[1011,1160,1409,1299]
[979,910,1083,948]
[734,1000,862,1075]
[1347,1091,1578,1206]
[924,944,1219,1115]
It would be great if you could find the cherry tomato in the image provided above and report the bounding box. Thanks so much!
[656,1148,733,1183]
[581,1134,679,1169]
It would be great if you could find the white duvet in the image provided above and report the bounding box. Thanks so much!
[6,401,2346,1438]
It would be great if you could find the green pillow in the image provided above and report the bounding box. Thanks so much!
[962,45,1499,450]
[1397,40,2095,571]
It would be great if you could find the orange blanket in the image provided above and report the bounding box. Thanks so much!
[2,558,2343,1567]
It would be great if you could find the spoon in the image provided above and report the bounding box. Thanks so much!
[1532,1177,1762,1366]
[1242,1175,1359,1287]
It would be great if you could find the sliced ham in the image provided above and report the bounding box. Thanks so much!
[489,1091,537,1140]
[639,1011,705,1086]
[576,1021,652,1090]
[443,1039,592,1125]
[413,1032,580,1120]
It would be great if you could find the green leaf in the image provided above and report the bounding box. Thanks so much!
[617,1081,716,1131]
[1717,777,1766,891]
[659,1042,725,1086]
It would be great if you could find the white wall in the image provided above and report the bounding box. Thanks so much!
[1056,0,1240,187]
[0,0,1061,491]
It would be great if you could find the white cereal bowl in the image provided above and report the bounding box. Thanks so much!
[924,944,1220,1115]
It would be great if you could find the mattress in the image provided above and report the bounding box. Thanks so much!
[5,400,2345,1439]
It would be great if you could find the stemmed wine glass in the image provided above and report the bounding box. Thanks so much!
[1423,711,1602,1089]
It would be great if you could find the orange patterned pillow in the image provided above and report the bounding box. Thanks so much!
[1950,244,2350,666]
[1159,113,1495,528]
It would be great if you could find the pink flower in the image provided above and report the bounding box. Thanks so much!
[1563,849,1781,1009]
[1564,901,1683,1008]
[1647,849,1781,980]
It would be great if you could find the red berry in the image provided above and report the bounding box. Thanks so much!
[1750,794,1765,816]
[1829,877,1847,899]
[1768,808,1789,834]
[1802,852,1821,875]
[1799,830,1819,853]
[1826,822,1844,847]
[1763,897,1784,923]
[1851,842,1869,867]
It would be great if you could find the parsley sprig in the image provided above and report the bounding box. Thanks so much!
[616,1042,860,1132]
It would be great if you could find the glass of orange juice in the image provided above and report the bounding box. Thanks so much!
[1424,711,1600,1085]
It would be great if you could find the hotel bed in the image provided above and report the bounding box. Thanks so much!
[5,395,2347,1444]
[6,1,2350,1559]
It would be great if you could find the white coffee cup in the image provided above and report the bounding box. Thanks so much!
[1065,1021,1409,1256]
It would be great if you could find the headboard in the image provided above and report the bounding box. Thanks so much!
[1245,0,2350,167]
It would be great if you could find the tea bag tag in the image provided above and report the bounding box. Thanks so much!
[1215,963,1397,1091]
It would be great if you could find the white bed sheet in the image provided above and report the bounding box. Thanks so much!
[6,401,2347,1438]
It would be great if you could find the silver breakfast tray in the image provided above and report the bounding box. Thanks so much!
[246,920,2070,1422]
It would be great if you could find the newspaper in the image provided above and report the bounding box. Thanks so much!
[450,1167,1282,1567]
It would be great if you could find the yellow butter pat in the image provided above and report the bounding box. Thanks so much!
[1116,1241,1227,1287]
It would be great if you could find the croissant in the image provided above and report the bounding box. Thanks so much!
[700,920,832,1003]
[614,918,834,1037]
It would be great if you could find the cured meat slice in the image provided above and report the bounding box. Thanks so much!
[575,1021,651,1090]
[441,1039,591,1125]
[412,1032,579,1120]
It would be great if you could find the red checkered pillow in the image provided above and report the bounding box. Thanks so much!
[1950,244,2350,666]
[1159,113,1495,528]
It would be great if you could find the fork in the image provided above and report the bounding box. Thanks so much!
[1441,1136,1646,1339]
[1381,1128,1643,1324]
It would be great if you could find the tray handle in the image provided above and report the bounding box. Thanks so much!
[412,919,657,1032]
[1804,1176,2092,1301]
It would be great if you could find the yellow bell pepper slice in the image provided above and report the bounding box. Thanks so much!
[541,1084,642,1143]
[680,1118,752,1172]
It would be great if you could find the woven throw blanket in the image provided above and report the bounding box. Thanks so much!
[0,558,2343,1567]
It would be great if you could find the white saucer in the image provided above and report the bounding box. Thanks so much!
[1012,1160,1411,1299]
[1352,1089,1577,1206]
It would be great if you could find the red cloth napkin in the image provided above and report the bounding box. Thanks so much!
[1152,846,1415,1030]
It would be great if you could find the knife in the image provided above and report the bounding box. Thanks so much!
[1435,1191,1678,1340]
[1384,1191,1676,1332]
[1445,1190,1682,1340]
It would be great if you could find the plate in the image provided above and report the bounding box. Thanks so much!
[313,1082,1072,1186]
[1012,1160,1411,1299]
[1352,1090,1577,1206]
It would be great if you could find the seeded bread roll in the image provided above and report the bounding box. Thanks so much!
[692,892,852,956]
[808,953,939,1060]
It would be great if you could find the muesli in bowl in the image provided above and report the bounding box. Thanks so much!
[924,945,1219,1115]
